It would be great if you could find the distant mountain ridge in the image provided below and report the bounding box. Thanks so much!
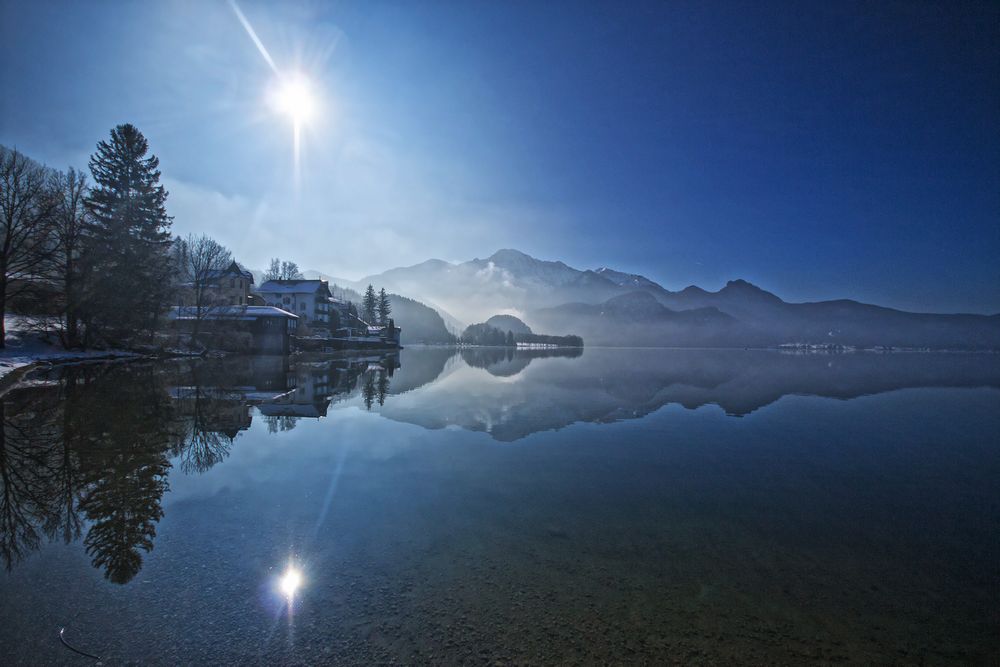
[308,249,1000,349]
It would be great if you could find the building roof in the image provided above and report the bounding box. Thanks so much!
[168,305,299,321]
[203,261,253,282]
[182,261,254,288]
[257,279,331,295]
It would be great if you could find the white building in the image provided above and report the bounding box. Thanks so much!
[256,280,335,328]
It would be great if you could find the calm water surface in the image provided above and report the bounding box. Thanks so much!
[0,348,998,664]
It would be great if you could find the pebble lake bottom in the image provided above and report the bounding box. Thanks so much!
[0,347,997,664]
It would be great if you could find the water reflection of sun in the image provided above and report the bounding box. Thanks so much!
[279,565,303,598]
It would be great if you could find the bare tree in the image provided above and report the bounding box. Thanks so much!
[263,258,281,281]
[49,167,88,348]
[174,233,232,343]
[263,258,303,282]
[280,260,302,280]
[0,147,58,348]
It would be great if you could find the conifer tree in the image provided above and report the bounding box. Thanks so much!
[84,124,173,341]
[377,287,391,326]
[362,284,377,324]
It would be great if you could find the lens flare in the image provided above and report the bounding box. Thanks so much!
[279,566,302,597]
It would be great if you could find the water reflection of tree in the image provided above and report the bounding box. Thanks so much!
[0,391,63,569]
[362,372,376,410]
[264,415,297,433]
[377,369,390,406]
[74,365,178,584]
[0,364,180,584]
[170,365,244,474]
[44,371,89,545]
[0,354,405,580]
[360,367,391,410]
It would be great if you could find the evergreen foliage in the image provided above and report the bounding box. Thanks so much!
[377,287,391,325]
[83,124,173,341]
[362,284,377,324]
[461,321,582,347]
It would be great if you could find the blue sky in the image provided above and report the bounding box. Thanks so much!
[1,1,997,313]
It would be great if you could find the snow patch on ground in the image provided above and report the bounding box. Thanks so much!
[0,316,140,384]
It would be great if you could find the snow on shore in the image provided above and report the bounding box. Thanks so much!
[0,316,140,384]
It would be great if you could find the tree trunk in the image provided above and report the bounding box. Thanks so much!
[65,306,78,349]
[64,259,78,349]
[0,281,7,350]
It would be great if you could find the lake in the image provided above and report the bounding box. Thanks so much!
[1,348,998,664]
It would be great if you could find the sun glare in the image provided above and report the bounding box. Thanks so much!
[272,74,316,125]
[279,566,303,597]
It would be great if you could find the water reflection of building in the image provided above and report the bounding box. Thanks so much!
[258,352,400,418]
[164,353,402,429]
[167,356,292,442]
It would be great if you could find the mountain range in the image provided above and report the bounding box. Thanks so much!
[311,249,999,349]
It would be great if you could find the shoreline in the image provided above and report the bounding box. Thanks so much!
[0,351,152,397]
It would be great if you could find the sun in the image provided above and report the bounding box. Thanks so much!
[271,73,316,125]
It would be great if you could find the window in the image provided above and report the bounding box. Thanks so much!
[230,278,235,287]
[283,296,291,304]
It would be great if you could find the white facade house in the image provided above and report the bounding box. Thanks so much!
[255,279,394,342]
[256,280,335,328]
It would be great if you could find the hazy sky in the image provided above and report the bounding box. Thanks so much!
[1,1,997,313]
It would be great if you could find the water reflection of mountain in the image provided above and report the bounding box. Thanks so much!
[379,348,1000,441]
[460,347,583,377]
[3,348,999,580]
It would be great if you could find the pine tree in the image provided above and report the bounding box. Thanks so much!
[377,287,391,326]
[362,284,377,324]
[83,124,173,342]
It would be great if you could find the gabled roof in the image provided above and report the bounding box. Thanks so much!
[202,261,253,282]
[187,260,254,287]
[257,279,331,296]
